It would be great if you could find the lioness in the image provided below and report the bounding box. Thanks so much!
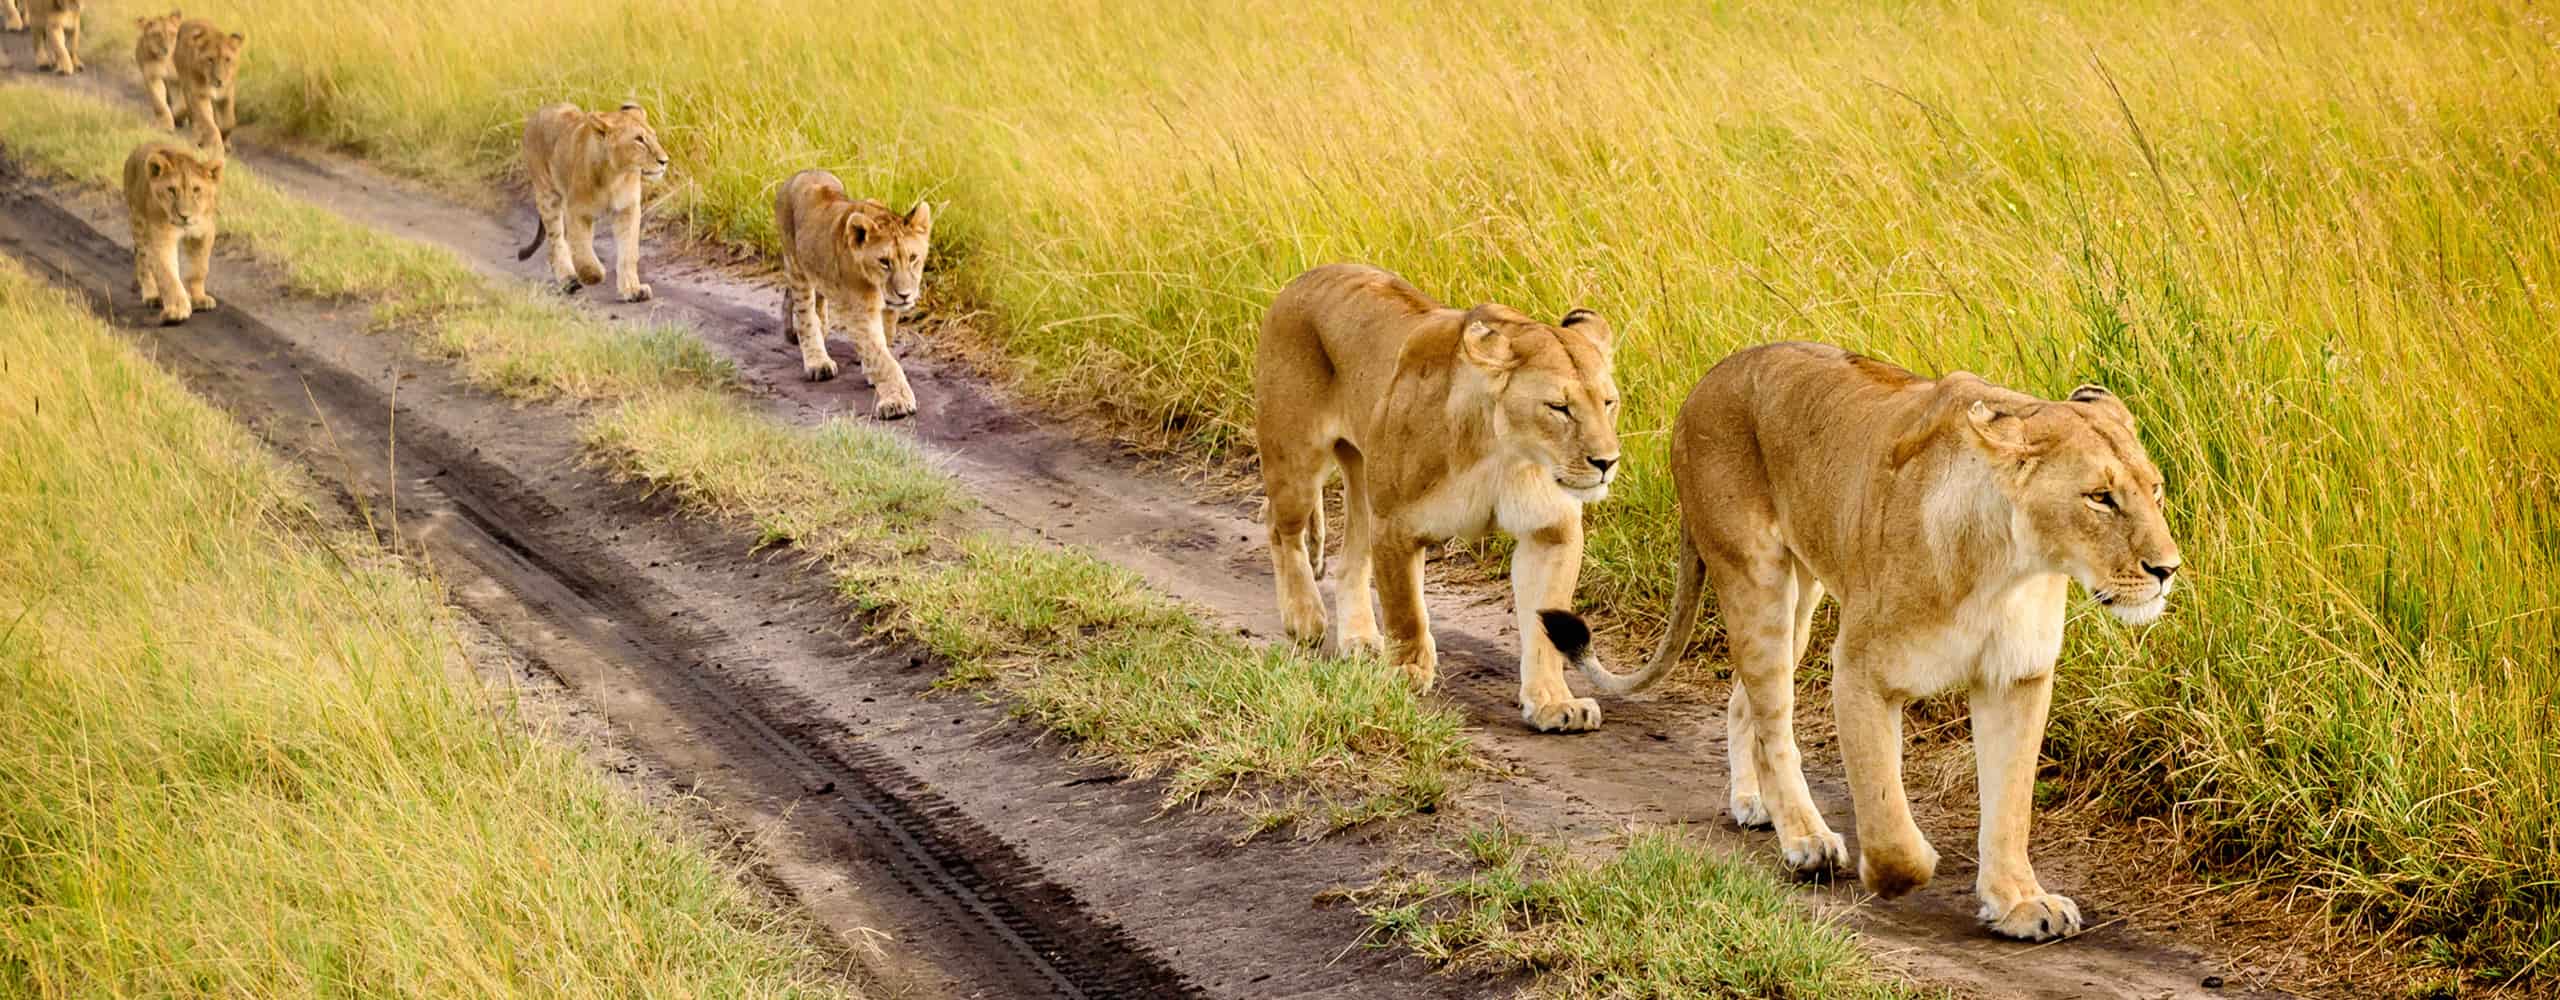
[515,101,669,303]
[123,140,224,326]
[2,0,21,34]
[1546,341,2180,941]
[772,170,932,417]
[26,0,82,75]
[1257,264,1623,732]
[170,19,243,148]
[134,11,185,131]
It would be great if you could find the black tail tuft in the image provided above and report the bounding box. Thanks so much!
[515,207,546,261]
[1559,308,1602,328]
[1538,609,1592,661]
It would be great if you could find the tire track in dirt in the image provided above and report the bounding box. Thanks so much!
[5,66,2285,997]
[0,169,1489,1000]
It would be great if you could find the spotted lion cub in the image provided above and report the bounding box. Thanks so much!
[773,170,933,418]
[133,11,186,131]
[123,141,225,326]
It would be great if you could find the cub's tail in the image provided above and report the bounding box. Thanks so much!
[1540,523,1706,696]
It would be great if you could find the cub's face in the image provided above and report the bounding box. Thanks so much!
[1970,387,2181,624]
[137,13,183,60]
[1463,309,1623,504]
[850,201,933,313]
[148,150,223,229]
[595,104,671,183]
[193,31,245,84]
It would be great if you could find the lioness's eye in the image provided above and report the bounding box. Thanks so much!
[2084,491,2118,511]
[1547,403,1571,418]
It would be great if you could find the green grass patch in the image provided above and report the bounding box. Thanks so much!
[110,0,2560,976]
[1366,828,1936,1000]
[0,255,847,998]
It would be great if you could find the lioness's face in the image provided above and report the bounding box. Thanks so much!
[137,14,181,58]
[600,105,671,183]
[1465,309,1623,503]
[194,32,244,85]
[1975,388,2181,625]
[149,150,222,229]
[854,201,933,313]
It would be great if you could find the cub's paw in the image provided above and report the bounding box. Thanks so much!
[1523,696,1602,733]
[620,283,653,303]
[1781,829,1850,874]
[556,277,583,296]
[158,310,192,327]
[575,264,606,286]
[1729,791,1772,829]
[803,357,838,382]
[190,294,218,312]
[873,387,918,420]
[1980,892,2082,941]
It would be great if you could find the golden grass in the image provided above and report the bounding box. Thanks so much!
[94,0,2558,976]
[0,255,848,998]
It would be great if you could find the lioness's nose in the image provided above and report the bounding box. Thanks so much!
[2143,560,2179,582]
[1588,455,1618,474]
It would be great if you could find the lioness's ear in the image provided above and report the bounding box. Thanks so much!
[586,114,611,136]
[1558,308,1612,351]
[905,199,931,230]
[1459,319,1518,374]
[147,151,173,179]
[618,101,646,121]
[2069,383,2136,430]
[1965,400,2035,456]
[203,156,225,181]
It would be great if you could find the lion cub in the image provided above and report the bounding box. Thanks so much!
[171,19,245,151]
[25,0,83,75]
[1255,264,1623,733]
[516,101,669,303]
[1548,341,2181,941]
[123,140,225,326]
[772,170,932,418]
[134,11,186,130]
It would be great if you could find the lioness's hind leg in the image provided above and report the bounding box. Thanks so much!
[1726,684,1769,828]
[1331,442,1379,657]
[1716,558,1843,873]
[1260,439,1329,647]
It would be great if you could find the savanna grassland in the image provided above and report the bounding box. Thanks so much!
[0,256,850,998]
[67,0,2560,981]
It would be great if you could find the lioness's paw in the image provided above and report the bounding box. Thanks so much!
[1395,657,1437,691]
[1523,696,1602,733]
[874,393,917,421]
[191,294,218,312]
[1729,791,1772,829]
[1781,830,1850,874]
[803,358,838,382]
[1333,628,1384,659]
[159,309,191,327]
[1857,839,1939,897]
[575,264,606,286]
[621,283,653,303]
[557,277,583,296]
[1980,892,2082,941]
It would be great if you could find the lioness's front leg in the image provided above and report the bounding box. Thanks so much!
[857,306,917,419]
[1970,671,2080,940]
[612,184,651,302]
[1513,521,1602,733]
[1833,637,1933,891]
[1373,532,1436,688]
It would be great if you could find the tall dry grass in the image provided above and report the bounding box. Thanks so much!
[79,0,2560,977]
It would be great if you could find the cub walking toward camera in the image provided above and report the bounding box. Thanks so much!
[132,12,184,128]
[1256,264,1624,733]
[1543,341,2181,941]
[123,140,224,326]
[516,101,669,303]
[170,18,244,150]
[24,0,82,75]
[772,170,932,418]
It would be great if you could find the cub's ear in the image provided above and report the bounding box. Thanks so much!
[905,199,931,230]
[228,32,245,45]
[1964,400,2037,456]
[1558,308,1612,351]
[618,101,646,121]
[586,114,612,136]
[1459,319,1518,375]
[845,218,871,247]
[203,156,225,181]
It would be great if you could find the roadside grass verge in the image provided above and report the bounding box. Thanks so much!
[1365,828,1936,1000]
[0,81,1475,830]
[0,255,847,997]
[121,0,2560,977]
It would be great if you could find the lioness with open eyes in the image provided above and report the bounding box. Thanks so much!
[1545,341,2181,941]
[1256,263,1625,733]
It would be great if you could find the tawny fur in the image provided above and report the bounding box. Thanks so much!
[122,140,224,326]
[772,170,932,418]
[1564,341,2180,942]
[170,18,243,150]
[1254,264,1624,733]
[24,0,84,76]
[133,11,186,131]
[516,101,669,304]
[1,0,23,35]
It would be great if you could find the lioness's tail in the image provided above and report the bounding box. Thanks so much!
[1540,524,1705,696]
[515,205,546,261]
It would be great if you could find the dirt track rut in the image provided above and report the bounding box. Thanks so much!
[3,66,2295,998]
